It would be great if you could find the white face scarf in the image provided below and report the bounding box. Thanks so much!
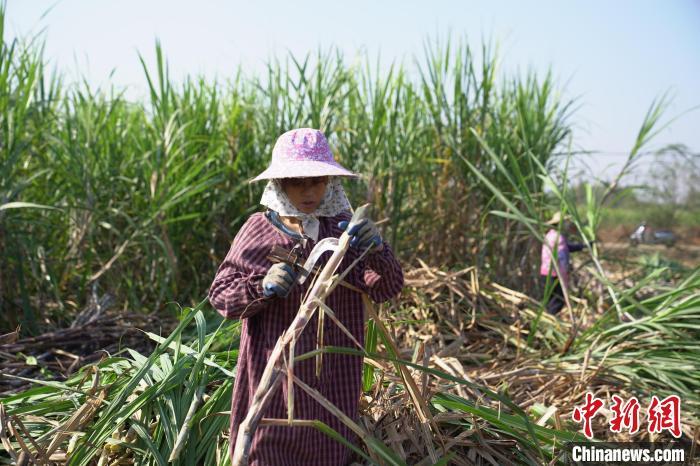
[259,177,352,241]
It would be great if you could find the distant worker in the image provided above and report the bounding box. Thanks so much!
[630,221,648,245]
[539,213,589,315]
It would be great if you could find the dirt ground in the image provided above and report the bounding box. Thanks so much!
[600,242,700,269]
[595,225,700,269]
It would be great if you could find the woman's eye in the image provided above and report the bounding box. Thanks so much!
[286,177,326,188]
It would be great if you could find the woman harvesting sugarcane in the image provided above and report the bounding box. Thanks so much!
[208,128,404,466]
[540,212,590,315]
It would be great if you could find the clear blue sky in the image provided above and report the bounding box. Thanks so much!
[6,0,700,182]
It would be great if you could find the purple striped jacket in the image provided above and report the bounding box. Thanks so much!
[208,210,404,466]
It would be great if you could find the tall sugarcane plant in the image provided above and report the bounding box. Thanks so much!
[0,10,574,327]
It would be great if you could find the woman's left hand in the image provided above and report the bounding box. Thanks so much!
[338,217,384,252]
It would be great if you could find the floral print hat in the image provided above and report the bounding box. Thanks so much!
[251,128,359,181]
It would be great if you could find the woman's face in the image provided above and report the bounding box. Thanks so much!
[280,176,329,214]
[564,221,577,235]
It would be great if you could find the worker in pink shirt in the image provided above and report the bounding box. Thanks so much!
[540,213,589,315]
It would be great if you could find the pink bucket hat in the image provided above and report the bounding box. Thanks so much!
[251,128,360,182]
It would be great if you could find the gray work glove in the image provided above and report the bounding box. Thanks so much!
[262,263,298,298]
[338,217,384,252]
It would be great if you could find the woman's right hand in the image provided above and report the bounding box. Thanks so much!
[262,263,298,298]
